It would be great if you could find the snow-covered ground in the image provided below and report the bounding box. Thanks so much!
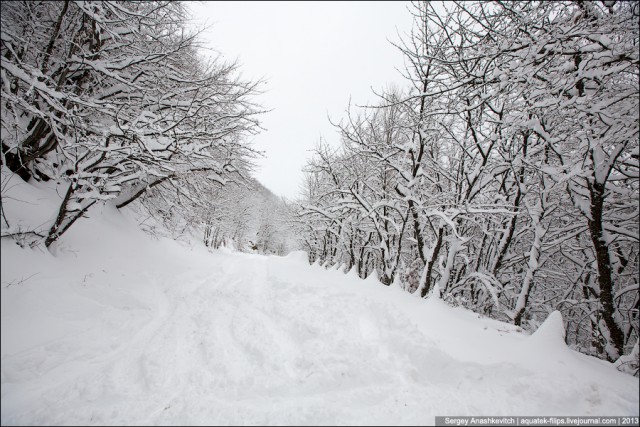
[1,172,638,425]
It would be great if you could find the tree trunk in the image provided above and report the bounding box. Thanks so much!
[420,226,444,298]
[588,180,624,361]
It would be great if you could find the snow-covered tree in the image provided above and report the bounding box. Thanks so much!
[298,0,638,367]
[1,1,262,247]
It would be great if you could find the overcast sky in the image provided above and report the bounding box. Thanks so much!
[187,1,415,200]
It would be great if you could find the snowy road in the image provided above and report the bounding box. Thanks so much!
[1,211,639,425]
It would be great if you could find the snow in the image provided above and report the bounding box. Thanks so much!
[1,178,638,425]
[284,250,310,264]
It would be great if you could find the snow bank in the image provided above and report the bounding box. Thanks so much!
[284,250,310,264]
[529,311,567,347]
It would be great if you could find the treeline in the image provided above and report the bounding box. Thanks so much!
[1,1,262,247]
[297,1,638,370]
[135,175,298,255]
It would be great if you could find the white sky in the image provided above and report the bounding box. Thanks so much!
[187,1,415,200]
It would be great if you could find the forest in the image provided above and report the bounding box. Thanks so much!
[1,0,638,374]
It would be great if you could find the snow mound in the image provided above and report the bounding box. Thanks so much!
[390,274,402,289]
[429,284,442,299]
[284,250,309,264]
[364,269,379,285]
[530,311,566,347]
[346,266,361,280]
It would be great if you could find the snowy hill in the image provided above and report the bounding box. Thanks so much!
[1,173,639,425]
